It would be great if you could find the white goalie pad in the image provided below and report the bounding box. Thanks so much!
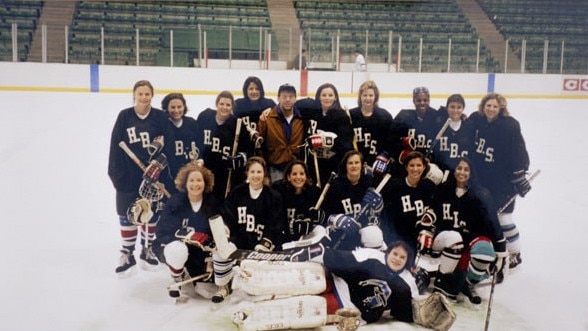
[234,260,326,296]
[209,214,236,259]
[232,295,327,331]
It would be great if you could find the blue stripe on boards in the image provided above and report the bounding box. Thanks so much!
[487,73,495,93]
[90,64,99,92]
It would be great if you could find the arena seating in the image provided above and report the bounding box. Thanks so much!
[68,1,273,66]
[0,0,42,62]
[0,1,585,73]
[477,0,588,74]
[294,0,497,72]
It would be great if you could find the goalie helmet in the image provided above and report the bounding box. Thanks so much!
[139,179,164,201]
[127,198,154,225]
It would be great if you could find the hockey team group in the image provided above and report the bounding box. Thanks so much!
[107,76,533,331]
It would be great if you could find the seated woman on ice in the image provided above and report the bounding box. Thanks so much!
[231,238,455,331]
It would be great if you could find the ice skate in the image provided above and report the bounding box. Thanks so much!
[461,280,481,304]
[115,249,137,276]
[508,252,522,270]
[211,284,232,304]
[140,245,159,270]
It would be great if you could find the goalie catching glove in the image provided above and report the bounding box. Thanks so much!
[412,292,456,331]
[306,130,337,150]
[175,228,212,249]
[143,153,168,183]
[127,198,153,225]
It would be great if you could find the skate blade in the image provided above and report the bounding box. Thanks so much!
[140,261,160,271]
[116,266,137,279]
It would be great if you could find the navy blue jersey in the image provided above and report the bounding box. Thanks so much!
[296,98,354,187]
[322,174,374,218]
[350,106,394,166]
[394,107,441,153]
[469,112,530,206]
[272,180,322,241]
[168,116,199,179]
[381,178,436,249]
[431,118,475,172]
[324,249,414,323]
[108,107,176,214]
[155,192,220,245]
[195,109,249,201]
[222,183,287,250]
[234,97,276,132]
[431,180,504,247]
[155,192,220,276]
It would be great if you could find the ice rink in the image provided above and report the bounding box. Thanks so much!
[1,90,586,331]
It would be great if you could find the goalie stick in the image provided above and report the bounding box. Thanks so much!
[118,141,171,198]
[225,118,243,198]
[497,169,541,215]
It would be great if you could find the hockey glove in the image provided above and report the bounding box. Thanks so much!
[417,230,434,255]
[143,153,168,183]
[304,207,325,225]
[362,187,384,213]
[147,136,164,156]
[328,214,361,232]
[254,237,275,252]
[490,238,507,275]
[306,131,337,150]
[417,208,437,229]
[511,170,531,197]
[249,129,264,149]
[401,136,417,150]
[424,163,446,185]
[175,228,211,248]
[226,152,247,170]
[372,152,390,176]
[398,149,412,165]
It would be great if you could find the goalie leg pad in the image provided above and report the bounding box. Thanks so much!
[234,260,326,296]
[163,240,189,270]
[411,292,456,331]
[232,295,327,331]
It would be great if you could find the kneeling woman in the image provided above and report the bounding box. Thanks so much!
[428,157,506,303]
[155,163,220,299]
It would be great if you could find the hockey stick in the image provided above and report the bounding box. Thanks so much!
[118,141,171,198]
[311,150,321,188]
[484,269,498,331]
[425,118,451,158]
[166,272,213,291]
[225,118,243,198]
[313,171,337,210]
[497,169,541,215]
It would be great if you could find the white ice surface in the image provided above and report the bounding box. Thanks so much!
[1,91,587,331]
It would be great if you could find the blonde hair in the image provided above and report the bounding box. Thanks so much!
[478,92,509,117]
[357,80,380,107]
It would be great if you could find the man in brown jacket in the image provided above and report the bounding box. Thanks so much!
[258,84,305,183]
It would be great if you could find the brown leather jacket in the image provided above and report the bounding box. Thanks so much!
[257,106,305,168]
